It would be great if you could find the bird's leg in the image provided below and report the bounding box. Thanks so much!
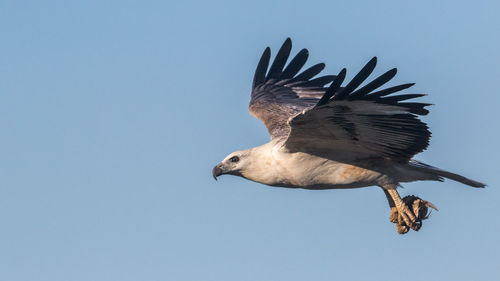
[382,188,409,234]
[381,188,399,223]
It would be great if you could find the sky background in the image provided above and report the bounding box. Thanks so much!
[1,1,499,280]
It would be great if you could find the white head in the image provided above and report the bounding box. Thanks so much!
[212,149,255,180]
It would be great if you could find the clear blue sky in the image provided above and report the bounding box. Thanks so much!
[1,1,499,280]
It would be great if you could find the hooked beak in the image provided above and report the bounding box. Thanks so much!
[212,163,224,181]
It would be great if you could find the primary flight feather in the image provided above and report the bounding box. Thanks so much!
[213,38,485,234]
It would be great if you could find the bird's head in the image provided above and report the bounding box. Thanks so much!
[212,150,252,180]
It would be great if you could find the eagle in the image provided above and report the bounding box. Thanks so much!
[212,38,485,234]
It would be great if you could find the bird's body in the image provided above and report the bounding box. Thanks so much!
[213,38,485,234]
[233,139,428,189]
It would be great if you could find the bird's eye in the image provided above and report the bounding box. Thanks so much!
[229,156,240,163]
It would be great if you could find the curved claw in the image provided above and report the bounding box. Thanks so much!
[425,201,439,212]
[396,222,409,234]
[402,195,438,222]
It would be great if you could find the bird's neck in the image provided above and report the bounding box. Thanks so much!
[240,141,291,186]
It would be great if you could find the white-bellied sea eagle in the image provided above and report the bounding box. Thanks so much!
[212,38,485,234]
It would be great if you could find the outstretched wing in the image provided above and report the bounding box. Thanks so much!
[249,38,335,139]
[284,57,432,161]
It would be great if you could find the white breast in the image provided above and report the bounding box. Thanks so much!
[242,142,384,189]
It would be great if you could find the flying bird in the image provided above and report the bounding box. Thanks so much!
[212,38,485,234]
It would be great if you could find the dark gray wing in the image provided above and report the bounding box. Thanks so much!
[285,57,432,161]
[249,38,335,139]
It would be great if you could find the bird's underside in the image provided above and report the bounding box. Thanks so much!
[213,38,486,235]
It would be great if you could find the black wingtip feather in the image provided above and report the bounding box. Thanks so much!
[369,83,415,98]
[266,38,292,80]
[301,75,337,87]
[316,68,347,107]
[399,102,432,115]
[292,63,326,82]
[281,48,309,79]
[252,47,271,89]
[383,94,427,103]
[348,68,397,100]
[332,57,377,100]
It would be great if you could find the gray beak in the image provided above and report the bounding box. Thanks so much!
[212,164,223,180]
